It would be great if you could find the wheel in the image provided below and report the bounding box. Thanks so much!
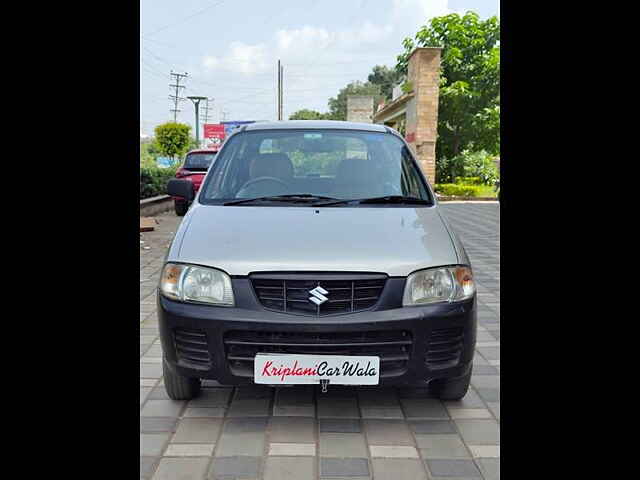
[174,200,188,216]
[163,356,201,400]
[428,367,472,400]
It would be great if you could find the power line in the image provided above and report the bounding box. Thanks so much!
[143,0,227,37]
[169,71,188,122]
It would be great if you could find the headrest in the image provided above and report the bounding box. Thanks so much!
[250,153,294,179]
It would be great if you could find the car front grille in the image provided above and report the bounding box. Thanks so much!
[426,327,464,370]
[173,328,211,369]
[223,330,412,378]
[250,273,387,316]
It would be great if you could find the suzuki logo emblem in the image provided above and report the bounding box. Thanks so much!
[309,286,329,306]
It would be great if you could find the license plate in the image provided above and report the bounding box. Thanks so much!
[254,354,380,385]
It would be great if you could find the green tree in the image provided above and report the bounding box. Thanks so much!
[154,122,192,160]
[367,65,403,101]
[289,109,331,120]
[396,12,500,160]
[327,81,382,121]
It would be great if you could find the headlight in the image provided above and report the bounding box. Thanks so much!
[403,266,475,306]
[160,263,234,306]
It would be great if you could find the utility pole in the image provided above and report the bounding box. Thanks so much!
[187,96,208,148]
[277,60,281,120]
[201,98,213,124]
[276,60,284,120]
[200,98,213,147]
[169,71,188,122]
[280,62,284,120]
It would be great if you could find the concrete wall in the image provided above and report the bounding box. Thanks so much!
[346,95,374,123]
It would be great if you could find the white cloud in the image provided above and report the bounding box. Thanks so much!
[276,26,332,53]
[203,41,269,75]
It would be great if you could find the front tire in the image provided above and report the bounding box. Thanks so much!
[429,367,472,400]
[174,201,188,216]
[163,357,201,400]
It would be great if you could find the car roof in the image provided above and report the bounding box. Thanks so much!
[242,120,388,133]
[187,148,220,154]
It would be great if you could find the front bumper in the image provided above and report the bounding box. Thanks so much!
[158,279,476,386]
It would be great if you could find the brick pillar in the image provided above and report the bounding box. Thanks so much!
[346,95,374,123]
[404,47,441,183]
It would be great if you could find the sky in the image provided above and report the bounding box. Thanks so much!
[140,0,499,137]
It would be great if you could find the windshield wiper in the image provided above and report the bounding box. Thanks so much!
[313,195,432,207]
[223,194,340,206]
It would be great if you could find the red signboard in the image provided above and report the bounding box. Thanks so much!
[204,124,225,141]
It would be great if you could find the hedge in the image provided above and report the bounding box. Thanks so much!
[140,166,178,199]
[433,183,484,197]
[454,176,482,185]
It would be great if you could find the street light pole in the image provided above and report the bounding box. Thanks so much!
[187,96,208,148]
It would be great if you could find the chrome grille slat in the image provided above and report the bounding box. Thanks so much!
[251,274,386,316]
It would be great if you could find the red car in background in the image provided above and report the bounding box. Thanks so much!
[172,147,219,216]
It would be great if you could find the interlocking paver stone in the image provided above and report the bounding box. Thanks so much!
[227,398,271,417]
[140,400,184,418]
[269,416,316,443]
[477,457,500,479]
[426,458,482,478]
[476,388,500,403]
[223,417,268,433]
[268,442,316,456]
[183,407,226,418]
[317,397,360,418]
[363,420,414,446]
[209,456,261,480]
[140,456,158,479]
[319,418,361,433]
[415,434,470,458]
[400,398,449,419]
[216,433,264,457]
[369,445,419,458]
[188,388,233,407]
[371,458,428,480]
[141,433,170,456]
[409,420,457,435]
[172,418,223,443]
[468,445,500,458]
[360,406,404,419]
[454,419,500,445]
[264,457,315,480]
[152,457,209,480]
[320,433,368,457]
[320,458,370,477]
[164,443,215,456]
[140,417,178,433]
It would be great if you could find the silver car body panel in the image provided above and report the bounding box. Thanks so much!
[168,203,462,277]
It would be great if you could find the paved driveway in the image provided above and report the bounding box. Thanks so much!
[140,203,500,480]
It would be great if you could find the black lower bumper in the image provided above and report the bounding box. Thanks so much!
[157,293,476,386]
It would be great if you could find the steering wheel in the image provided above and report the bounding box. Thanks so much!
[236,176,290,197]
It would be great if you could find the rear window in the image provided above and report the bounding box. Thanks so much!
[184,152,216,170]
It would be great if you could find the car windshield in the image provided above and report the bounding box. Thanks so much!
[184,152,216,170]
[199,129,431,205]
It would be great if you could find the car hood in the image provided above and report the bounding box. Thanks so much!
[170,204,459,276]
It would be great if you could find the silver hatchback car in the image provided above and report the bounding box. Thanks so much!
[162,120,476,400]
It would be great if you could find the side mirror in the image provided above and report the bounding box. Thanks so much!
[167,179,194,202]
